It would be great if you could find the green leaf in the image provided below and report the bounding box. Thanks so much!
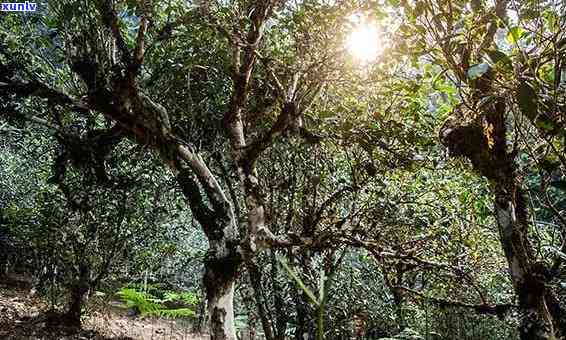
[486,49,512,70]
[543,246,566,259]
[543,10,558,31]
[538,63,555,83]
[154,308,196,318]
[517,81,537,120]
[507,27,525,45]
[534,114,557,132]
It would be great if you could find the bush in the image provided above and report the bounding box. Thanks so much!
[116,287,196,319]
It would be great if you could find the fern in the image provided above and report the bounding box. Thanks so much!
[117,288,162,315]
[179,292,199,306]
[116,287,196,319]
[154,308,196,318]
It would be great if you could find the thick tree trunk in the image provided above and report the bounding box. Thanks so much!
[176,166,241,340]
[493,184,556,339]
[205,257,238,340]
[441,104,560,338]
[65,288,86,328]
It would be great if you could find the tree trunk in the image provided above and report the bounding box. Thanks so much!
[193,298,208,333]
[440,79,560,338]
[271,250,288,340]
[64,263,90,328]
[247,259,275,340]
[176,167,241,340]
[205,257,238,340]
[392,287,405,332]
[493,183,556,340]
[65,288,86,328]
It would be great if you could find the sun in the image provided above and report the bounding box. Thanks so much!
[346,23,381,63]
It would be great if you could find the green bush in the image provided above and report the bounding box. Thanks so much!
[116,287,196,318]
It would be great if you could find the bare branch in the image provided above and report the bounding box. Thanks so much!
[132,16,149,73]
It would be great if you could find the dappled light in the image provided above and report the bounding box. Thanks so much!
[1,0,566,340]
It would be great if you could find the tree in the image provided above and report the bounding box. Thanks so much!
[0,118,186,327]
[2,0,362,337]
[393,0,566,337]
[1,0,565,338]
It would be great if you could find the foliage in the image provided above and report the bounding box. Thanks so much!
[1,0,565,338]
[116,287,196,319]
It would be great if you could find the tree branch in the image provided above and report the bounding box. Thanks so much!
[132,16,149,74]
[97,0,131,66]
[396,286,516,318]
[0,79,89,113]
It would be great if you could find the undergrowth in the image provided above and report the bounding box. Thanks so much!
[116,287,197,319]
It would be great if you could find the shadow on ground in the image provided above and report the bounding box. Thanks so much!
[0,274,207,340]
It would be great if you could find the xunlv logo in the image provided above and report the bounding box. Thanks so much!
[1,1,37,11]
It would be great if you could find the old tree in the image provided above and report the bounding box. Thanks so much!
[1,0,565,339]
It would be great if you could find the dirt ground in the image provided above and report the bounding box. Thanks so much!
[85,309,207,340]
[0,274,209,340]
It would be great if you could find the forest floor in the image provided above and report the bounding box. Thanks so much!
[0,274,209,340]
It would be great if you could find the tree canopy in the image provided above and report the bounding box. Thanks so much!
[1,0,565,339]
